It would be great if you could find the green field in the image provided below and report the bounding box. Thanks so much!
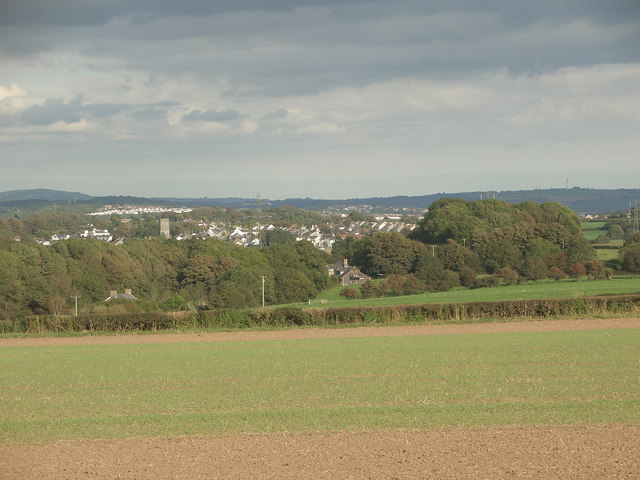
[581,221,606,241]
[1,328,639,444]
[307,277,640,309]
[595,247,621,262]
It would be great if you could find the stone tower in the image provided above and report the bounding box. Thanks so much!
[159,218,170,239]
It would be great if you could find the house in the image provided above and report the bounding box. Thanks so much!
[327,259,371,285]
[338,269,371,285]
[105,289,138,301]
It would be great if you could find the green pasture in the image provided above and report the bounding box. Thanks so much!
[595,247,621,262]
[1,327,639,443]
[581,221,606,241]
[307,277,640,309]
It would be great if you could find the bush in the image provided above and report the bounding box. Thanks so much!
[458,267,477,288]
[360,281,382,299]
[339,288,359,300]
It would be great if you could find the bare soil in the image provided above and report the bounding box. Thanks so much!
[2,425,639,479]
[2,317,639,479]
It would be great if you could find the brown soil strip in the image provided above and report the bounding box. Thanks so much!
[1,424,638,479]
[1,316,638,347]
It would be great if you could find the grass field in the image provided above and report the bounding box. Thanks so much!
[1,327,639,444]
[581,221,607,241]
[306,276,640,309]
[595,247,621,262]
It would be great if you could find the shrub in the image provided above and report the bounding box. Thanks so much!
[339,287,359,300]
[403,274,425,295]
[360,281,382,299]
[496,267,518,286]
[458,267,477,288]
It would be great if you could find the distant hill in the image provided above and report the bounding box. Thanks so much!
[0,189,93,203]
[1,187,639,214]
[314,188,640,214]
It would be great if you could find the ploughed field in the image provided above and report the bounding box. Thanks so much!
[1,317,639,479]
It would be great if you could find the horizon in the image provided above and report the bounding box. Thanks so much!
[3,184,640,204]
[1,1,639,198]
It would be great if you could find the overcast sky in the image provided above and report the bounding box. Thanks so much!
[1,1,639,199]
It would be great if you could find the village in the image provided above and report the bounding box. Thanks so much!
[33,216,418,251]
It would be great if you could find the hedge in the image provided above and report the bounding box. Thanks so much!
[3,295,640,334]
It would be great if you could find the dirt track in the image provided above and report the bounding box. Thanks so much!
[2,317,639,479]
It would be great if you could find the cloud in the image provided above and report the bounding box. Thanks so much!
[263,108,289,120]
[1,1,639,198]
[0,83,26,101]
[20,95,85,125]
[16,95,179,126]
[182,109,243,122]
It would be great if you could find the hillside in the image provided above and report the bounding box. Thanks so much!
[1,187,638,214]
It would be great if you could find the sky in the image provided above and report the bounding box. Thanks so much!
[1,0,639,200]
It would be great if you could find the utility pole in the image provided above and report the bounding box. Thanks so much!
[71,294,81,317]
[635,199,639,233]
[260,276,266,308]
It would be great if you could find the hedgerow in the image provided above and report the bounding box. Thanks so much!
[3,294,639,334]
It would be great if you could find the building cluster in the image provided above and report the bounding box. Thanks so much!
[29,215,417,252]
[89,206,193,216]
[34,227,113,246]
[174,219,417,250]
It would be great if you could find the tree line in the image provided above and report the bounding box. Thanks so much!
[0,237,329,320]
[335,199,637,298]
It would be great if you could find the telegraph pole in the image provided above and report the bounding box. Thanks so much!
[71,294,81,317]
[260,276,266,308]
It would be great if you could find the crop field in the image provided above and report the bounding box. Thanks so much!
[310,276,640,308]
[1,319,640,478]
[2,326,639,444]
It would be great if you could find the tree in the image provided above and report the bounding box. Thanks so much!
[567,262,586,281]
[623,232,640,248]
[347,232,425,277]
[458,267,477,288]
[606,223,625,240]
[565,238,596,266]
[583,260,601,280]
[263,229,297,246]
[548,266,566,281]
[438,239,482,272]
[414,253,445,291]
[381,273,404,296]
[617,233,640,274]
[410,198,487,244]
[495,267,518,286]
[360,281,382,299]
[543,251,567,270]
[437,270,459,292]
[521,257,548,282]
[620,246,640,273]
[403,274,425,295]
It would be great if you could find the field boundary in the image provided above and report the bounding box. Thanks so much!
[1,316,638,347]
[2,293,639,335]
